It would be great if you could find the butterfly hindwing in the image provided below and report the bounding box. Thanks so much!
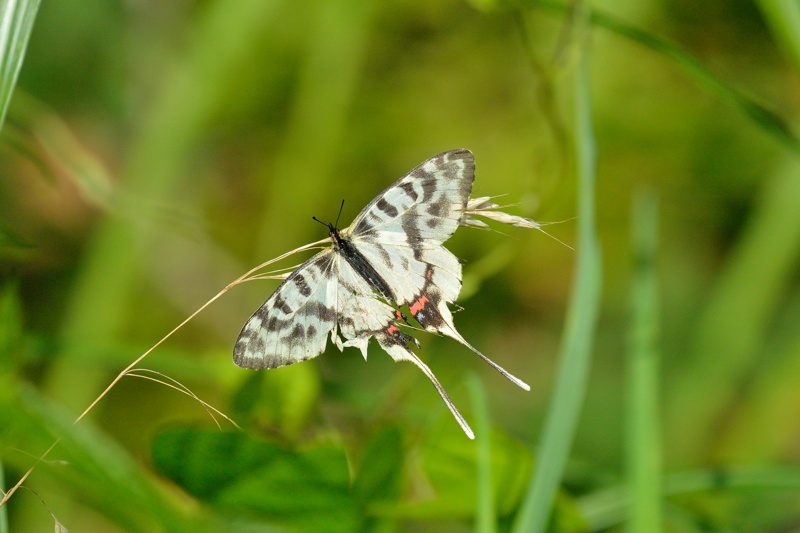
[333,252,397,352]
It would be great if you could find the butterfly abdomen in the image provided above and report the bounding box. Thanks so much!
[330,227,397,303]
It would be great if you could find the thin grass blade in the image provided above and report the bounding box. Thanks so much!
[468,374,496,533]
[0,0,41,131]
[625,190,662,532]
[512,32,602,533]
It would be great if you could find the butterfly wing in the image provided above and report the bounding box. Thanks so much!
[333,253,475,439]
[345,149,472,305]
[233,250,340,369]
[345,149,530,391]
[232,244,430,370]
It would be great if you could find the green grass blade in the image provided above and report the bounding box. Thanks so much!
[0,460,7,533]
[512,35,602,533]
[625,190,662,532]
[468,374,496,533]
[756,0,800,69]
[666,157,800,461]
[580,465,800,529]
[42,0,282,413]
[0,0,41,131]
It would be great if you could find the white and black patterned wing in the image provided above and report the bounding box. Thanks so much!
[344,149,472,306]
[233,250,339,369]
[332,254,476,439]
[345,149,530,391]
[234,245,477,438]
[350,149,474,244]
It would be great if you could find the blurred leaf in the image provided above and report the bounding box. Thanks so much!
[756,0,800,70]
[386,427,531,519]
[0,223,33,252]
[152,428,360,532]
[667,157,800,461]
[253,0,373,256]
[353,426,404,506]
[7,92,114,209]
[715,309,800,462]
[2,386,209,532]
[231,364,321,438]
[0,281,22,359]
[465,0,516,13]
[550,491,589,533]
[525,0,800,154]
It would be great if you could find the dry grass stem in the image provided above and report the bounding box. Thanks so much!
[0,237,330,508]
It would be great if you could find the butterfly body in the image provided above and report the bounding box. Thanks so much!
[326,223,398,304]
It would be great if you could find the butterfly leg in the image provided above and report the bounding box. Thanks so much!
[394,308,411,326]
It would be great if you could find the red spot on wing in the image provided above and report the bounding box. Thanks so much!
[387,324,400,335]
[410,294,429,315]
[426,268,433,280]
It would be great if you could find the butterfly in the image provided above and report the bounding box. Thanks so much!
[234,149,531,439]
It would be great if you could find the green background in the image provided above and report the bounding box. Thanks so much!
[1,0,799,531]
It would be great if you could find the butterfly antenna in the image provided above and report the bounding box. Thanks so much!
[335,199,345,228]
[312,216,338,236]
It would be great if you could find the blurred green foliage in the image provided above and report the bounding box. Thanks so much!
[1,0,800,531]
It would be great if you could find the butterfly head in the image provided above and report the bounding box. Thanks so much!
[312,216,341,240]
[312,199,347,245]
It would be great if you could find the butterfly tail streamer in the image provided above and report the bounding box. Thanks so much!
[403,351,475,439]
[376,333,475,439]
[441,323,531,391]
[409,286,531,391]
[408,352,475,440]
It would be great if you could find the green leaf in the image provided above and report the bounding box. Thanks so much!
[387,427,531,520]
[353,426,404,506]
[152,428,360,532]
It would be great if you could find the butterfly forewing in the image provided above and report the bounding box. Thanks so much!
[233,251,338,369]
[349,149,474,244]
[345,149,473,306]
